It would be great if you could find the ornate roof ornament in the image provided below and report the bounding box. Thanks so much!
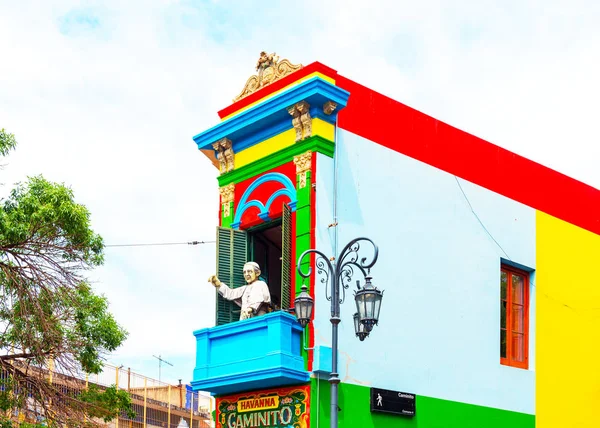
[233,52,302,102]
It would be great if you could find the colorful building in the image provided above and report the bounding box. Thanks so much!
[190,54,600,428]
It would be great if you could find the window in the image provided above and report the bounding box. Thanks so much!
[500,265,529,369]
[215,203,292,326]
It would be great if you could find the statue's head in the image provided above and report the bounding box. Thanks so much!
[243,262,261,283]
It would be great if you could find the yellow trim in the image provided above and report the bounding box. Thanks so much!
[536,211,600,428]
[312,117,335,141]
[235,118,334,168]
[222,73,336,121]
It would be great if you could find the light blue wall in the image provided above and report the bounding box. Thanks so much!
[313,130,535,414]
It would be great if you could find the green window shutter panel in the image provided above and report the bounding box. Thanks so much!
[281,203,292,310]
[216,226,248,325]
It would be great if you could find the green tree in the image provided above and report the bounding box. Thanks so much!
[0,129,134,426]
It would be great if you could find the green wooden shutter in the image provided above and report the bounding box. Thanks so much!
[281,203,292,310]
[216,226,248,325]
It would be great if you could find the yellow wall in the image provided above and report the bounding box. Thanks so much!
[235,118,334,169]
[536,211,600,427]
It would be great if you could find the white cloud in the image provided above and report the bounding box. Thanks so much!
[1,0,598,384]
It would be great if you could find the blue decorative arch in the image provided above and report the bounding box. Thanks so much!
[231,173,297,229]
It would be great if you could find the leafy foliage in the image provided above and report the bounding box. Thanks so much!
[0,129,17,157]
[0,129,132,425]
[79,385,135,422]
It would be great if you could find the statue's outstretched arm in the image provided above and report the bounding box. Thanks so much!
[217,282,246,301]
[208,275,221,287]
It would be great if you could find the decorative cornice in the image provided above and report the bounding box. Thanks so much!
[193,77,349,153]
[233,53,302,102]
[218,62,339,120]
[217,135,334,188]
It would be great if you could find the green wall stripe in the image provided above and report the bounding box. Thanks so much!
[295,170,312,294]
[217,135,334,187]
[310,379,534,428]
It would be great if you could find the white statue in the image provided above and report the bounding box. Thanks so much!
[208,262,271,320]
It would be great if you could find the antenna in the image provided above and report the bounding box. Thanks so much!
[152,354,173,382]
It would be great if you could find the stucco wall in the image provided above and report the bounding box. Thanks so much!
[536,212,600,427]
[314,129,536,415]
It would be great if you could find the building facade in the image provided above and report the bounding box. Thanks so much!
[191,56,600,428]
[4,362,212,427]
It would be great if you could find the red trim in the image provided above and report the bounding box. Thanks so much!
[234,162,297,230]
[218,62,339,119]
[336,75,600,236]
[218,193,224,227]
[291,210,297,305]
[500,265,529,369]
[308,154,317,372]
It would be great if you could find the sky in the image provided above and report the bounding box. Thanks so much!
[1,0,599,385]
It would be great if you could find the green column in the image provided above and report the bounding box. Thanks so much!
[294,162,313,370]
[219,183,235,229]
[221,201,234,228]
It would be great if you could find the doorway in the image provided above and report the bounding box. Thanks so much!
[249,221,283,310]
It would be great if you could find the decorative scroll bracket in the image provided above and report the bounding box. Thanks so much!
[323,101,337,115]
[212,138,235,174]
[287,101,312,142]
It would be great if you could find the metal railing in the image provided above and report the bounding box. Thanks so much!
[4,363,213,428]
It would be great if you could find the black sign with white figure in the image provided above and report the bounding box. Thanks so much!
[370,388,416,417]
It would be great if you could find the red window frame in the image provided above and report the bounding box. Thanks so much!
[500,265,529,369]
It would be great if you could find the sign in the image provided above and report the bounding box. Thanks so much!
[216,385,310,428]
[370,387,416,417]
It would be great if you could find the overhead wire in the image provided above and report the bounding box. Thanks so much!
[453,175,512,261]
[105,240,215,248]
[453,176,600,315]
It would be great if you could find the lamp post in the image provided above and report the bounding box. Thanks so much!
[294,237,383,428]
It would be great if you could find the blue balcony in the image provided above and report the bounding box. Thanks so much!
[190,311,309,396]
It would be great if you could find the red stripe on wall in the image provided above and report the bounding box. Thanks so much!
[336,76,600,236]
[218,62,338,119]
[308,153,317,372]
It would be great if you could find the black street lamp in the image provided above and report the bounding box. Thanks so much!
[353,312,369,341]
[294,237,382,428]
[294,284,314,328]
[354,276,383,332]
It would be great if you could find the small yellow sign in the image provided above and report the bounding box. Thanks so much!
[237,395,280,413]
